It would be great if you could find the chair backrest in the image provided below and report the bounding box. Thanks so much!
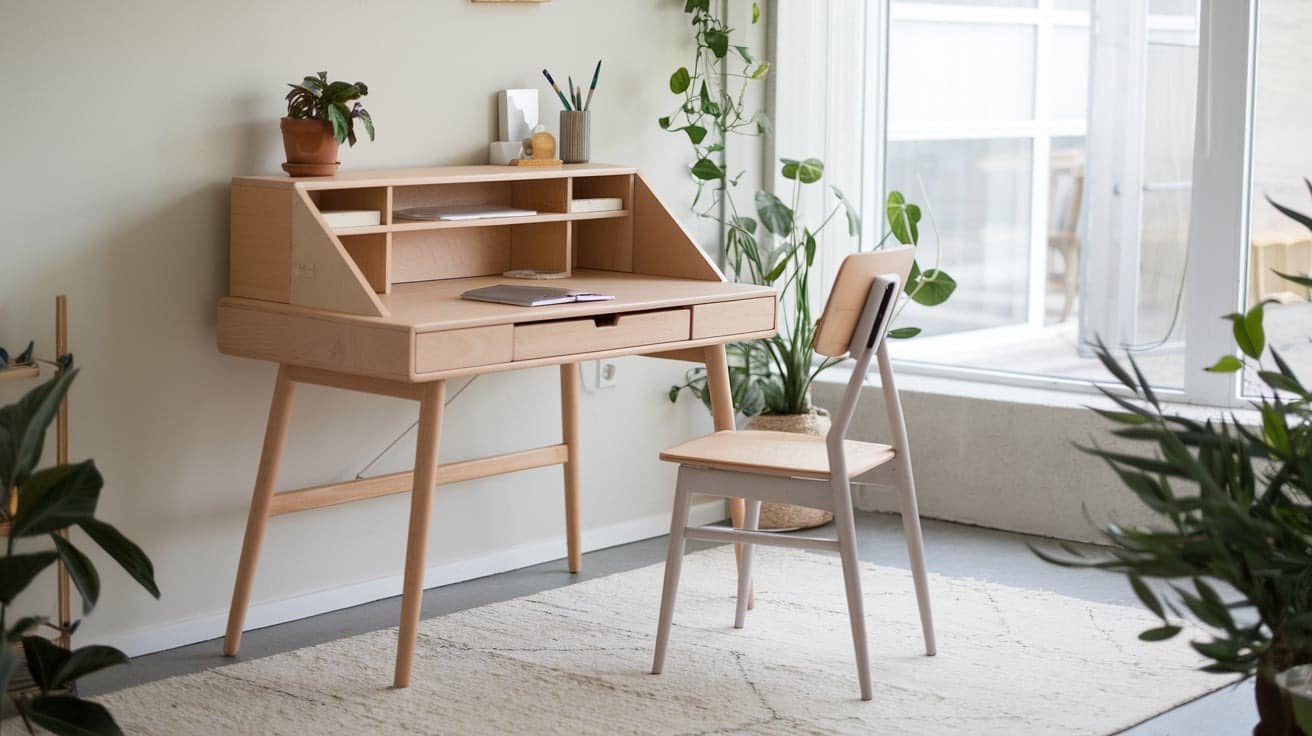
[813,248,918,472]
[813,247,917,357]
[1049,150,1085,237]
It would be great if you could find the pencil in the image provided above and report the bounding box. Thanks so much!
[569,75,577,110]
[584,59,601,110]
[542,68,573,111]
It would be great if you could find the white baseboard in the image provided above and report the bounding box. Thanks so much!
[102,501,728,658]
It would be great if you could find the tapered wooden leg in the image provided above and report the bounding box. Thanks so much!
[393,380,446,689]
[833,478,873,701]
[733,499,761,629]
[652,472,693,675]
[703,344,752,609]
[560,363,582,573]
[224,365,297,656]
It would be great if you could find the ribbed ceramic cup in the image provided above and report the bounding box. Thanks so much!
[559,111,591,163]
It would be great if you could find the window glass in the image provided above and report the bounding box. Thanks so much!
[894,0,1036,6]
[1130,40,1197,364]
[887,138,1033,335]
[1148,0,1197,16]
[1049,26,1089,122]
[887,22,1035,130]
[1244,0,1312,394]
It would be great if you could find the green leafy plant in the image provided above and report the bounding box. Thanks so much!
[668,158,955,415]
[662,4,955,417]
[0,370,160,735]
[285,71,375,146]
[660,0,770,232]
[1033,183,1312,733]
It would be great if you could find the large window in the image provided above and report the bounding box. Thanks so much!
[882,0,1200,390]
[774,0,1265,405]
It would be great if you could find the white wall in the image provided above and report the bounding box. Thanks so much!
[0,0,737,654]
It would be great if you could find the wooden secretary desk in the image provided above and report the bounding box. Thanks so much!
[216,163,776,687]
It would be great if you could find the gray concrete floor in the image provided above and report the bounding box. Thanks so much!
[80,512,1252,735]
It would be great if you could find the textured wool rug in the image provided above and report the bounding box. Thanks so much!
[90,546,1227,735]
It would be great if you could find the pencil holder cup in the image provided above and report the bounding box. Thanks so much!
[560,111,591,164]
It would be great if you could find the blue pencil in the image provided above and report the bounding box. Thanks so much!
[542,68,573,111]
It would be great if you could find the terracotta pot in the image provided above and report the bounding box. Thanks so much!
[1256,672,1309,736]
[744,409,834,531]
[280,117,339,176]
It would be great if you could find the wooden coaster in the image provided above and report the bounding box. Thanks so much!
[509,158,563,167]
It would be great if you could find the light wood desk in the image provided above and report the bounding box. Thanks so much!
[216,164,776,687]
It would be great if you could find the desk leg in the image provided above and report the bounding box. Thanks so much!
[394,380,446,689]
[560,363,582,573]
[703,345,753,610]
[224,365,297,656]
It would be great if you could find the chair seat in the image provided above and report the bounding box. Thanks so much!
[659,430,895,480]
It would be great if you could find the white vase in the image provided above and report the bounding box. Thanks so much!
[743,408,835,531]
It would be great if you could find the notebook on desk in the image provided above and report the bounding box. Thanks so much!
[461,284,615,307]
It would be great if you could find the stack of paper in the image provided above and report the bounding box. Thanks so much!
[568,198,624,214]
[321,210,382,228]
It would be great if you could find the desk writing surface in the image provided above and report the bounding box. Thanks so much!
[220,270,774,331]
[381,270,774,331]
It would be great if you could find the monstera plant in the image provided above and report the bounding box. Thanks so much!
[1,369,160,735]
[1035,181,1312,736]
[667,159,953,417]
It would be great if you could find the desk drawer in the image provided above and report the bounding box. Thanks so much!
[691,297,776,339]
[514,308,691,360]
[416,324,513,373]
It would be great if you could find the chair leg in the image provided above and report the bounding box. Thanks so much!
[1060,242,1078,323]
[652,474,693,675]
[896,461,937,656]
[833,479,873,701]
[733,499,761,629]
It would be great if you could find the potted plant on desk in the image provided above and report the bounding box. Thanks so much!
[281,71,375,177]
[668,157,954,530]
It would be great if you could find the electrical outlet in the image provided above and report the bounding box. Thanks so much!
[595,360,618,389]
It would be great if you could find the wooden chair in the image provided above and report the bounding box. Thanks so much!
[1048,150,1085,323]
[650,247,936,701]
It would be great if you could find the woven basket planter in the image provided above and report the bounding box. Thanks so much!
[744,409,834,531]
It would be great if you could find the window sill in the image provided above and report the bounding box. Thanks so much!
[814,360,1262,427]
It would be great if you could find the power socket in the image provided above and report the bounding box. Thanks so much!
[595,360,619,389]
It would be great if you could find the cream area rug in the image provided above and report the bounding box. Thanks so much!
[91,546,1226,735]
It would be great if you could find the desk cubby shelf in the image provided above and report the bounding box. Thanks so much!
[230,164,669,319]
